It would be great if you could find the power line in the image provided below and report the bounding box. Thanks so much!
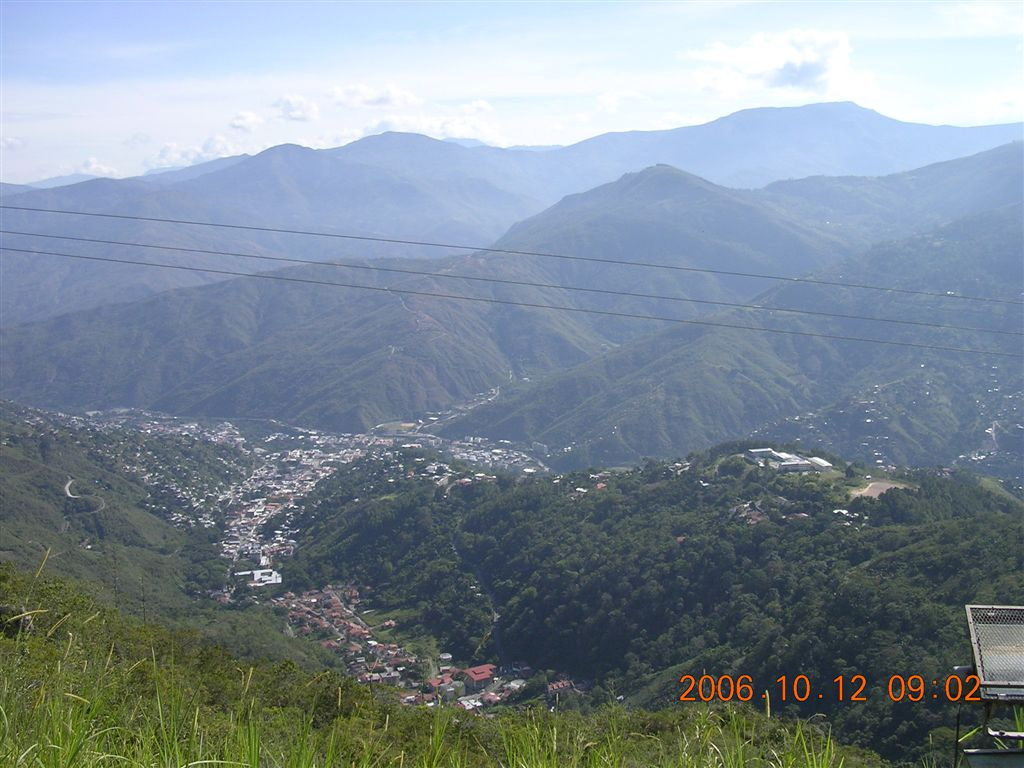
[2,246,1019,359]
[4,229,1018,338]
[2,203,1020,306]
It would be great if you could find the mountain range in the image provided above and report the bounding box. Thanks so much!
[445,203,1023,469]
[3,100,1022,768]
[1,102,1021,474]
[2,101,1020,324]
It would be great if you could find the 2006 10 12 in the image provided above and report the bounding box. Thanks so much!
[678,673,982,703]
[678,674,868,703]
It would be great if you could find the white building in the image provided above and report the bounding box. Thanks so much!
[234,568,283,587]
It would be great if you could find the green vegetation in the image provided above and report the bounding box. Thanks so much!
[287,447,1023,762]
[2,110,1021,768]
[0,407,331,667]
[449,203,1022,477]
[0,564,889,767]
[282,455,495,661]
[1,406,1020,763]
[4,146,1020,481]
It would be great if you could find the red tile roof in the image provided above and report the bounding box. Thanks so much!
[427,674,454,688]
[464,664,497,682]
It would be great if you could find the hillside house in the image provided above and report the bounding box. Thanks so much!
[462,663,497,692]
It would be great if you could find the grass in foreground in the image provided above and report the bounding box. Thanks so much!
[0,563,887,767]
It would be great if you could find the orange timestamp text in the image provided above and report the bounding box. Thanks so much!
[678,673,982,704]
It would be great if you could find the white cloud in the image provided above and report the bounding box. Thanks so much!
[688,29,869,98]
[77,157,118,177]
[3,4,1018,182]
[597,90,643,114]
[462,99,494,115]
[123,132,150,148]
[366,112,504,145]
[333,84,422,108]
[230,111,264,132]
[273,95,320,122]
[146,134,238,170]
[1,136,26,150]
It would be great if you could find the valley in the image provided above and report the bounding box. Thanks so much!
[3,147,1021,481]
[4,398,1020,762]
[2,99,1021,767]
[4,4,1024,764]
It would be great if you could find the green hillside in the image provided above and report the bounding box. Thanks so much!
[761,141,1024,245]
[0,564,893,768]
[489,164,854,342]
[0,403,1019,763]
[283,445,1023,762]
[3,104,1020,326]
[0,144,544,325]
[0,406,192,615]
[4,146,1021,451]
[446,204,1023,475]
[1,161,861,429]
[0,404,332,665]
[0,256,613,432]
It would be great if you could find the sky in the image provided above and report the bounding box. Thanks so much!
[1,0,1022,184]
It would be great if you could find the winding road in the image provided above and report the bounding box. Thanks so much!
[63,477,107,512]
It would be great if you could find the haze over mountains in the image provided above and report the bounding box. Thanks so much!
[1,102,1021,474]
[448,203,1023,467]
[2,101,1021,324]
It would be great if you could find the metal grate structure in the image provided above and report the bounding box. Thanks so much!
[966,605,1024,703]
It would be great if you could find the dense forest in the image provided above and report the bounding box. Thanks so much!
[286,446,1023,761]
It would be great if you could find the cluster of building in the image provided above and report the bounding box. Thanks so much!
[218,431,376,574]
[270,586,540,710]
[271,585,420,683]
[420,662,533,710]
[445,436,548,473]
[55,410,251,529]
[213,427,546,593]
[745,448,833,473]
[63,411,549,585]
[35,406,573,705]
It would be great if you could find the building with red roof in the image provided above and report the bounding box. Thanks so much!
[462,663,497,692]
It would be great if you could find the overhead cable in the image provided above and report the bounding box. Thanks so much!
[2,246,1019,359]
[3,229,1018,337]
[2,204,1020,306]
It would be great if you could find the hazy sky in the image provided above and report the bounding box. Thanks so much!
[2,0,1022,183]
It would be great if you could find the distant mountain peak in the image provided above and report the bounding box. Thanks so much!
[352,131,448,147]
[593,163,727,201]
[255,142,314,157]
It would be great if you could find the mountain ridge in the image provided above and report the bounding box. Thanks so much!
[444,203,1023,473]
[2,102,1020,324]
[2,149,1020,455]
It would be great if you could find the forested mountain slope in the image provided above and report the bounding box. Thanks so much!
[0,404,326,662]
[3,144,1020,447]
[446,204,1023,471]
[0,563,891,768]
[284,445,1023,762]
